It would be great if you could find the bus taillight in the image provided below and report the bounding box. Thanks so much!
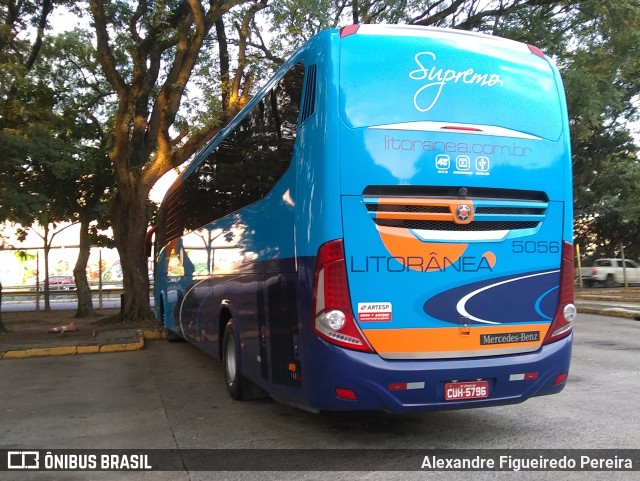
[543,241,576,344]
[312,239,374,353]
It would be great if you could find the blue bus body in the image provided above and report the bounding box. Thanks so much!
[153,24,575,412]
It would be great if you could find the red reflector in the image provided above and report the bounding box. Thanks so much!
[335,388,358,400]
[524,372,539,380]
[389,383,407,391]
[528,44,546,59]
[340,24,360,38]
[554,373,568,385]
[442,125,482,132]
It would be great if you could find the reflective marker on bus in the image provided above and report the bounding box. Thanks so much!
[149,24,575,413]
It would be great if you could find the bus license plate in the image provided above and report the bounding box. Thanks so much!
[444,381,489,401]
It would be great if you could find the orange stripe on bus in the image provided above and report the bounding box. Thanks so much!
[362,324,550,355]
[375,212,453,221]
[375,199,474,224]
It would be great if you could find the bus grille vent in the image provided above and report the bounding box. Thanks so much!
[367,204,450,214]
[300,64,317,124]
[363,191,547,236]
[475,206,546,215]
[375,219,540,231]
[268,280,301,388]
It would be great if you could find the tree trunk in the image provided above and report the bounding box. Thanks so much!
[74,214,95,318]
[111,191,154,322]
[352,0,360,24]
[43,224,51,312]
[0,286,6,331]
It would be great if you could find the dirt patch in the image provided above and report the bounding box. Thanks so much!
[0,309,161,352]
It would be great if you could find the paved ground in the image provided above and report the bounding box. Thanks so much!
[0,288,638,480]
[0,308,639,480]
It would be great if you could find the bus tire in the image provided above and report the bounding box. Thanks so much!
[223,320,243,400]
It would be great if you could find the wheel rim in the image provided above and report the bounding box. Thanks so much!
[225,338,237,384]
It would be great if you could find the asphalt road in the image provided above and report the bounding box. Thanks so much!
[1,312,639,481]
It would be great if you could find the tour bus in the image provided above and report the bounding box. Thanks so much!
[152,24,575,412]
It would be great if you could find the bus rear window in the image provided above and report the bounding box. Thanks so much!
[339,32,563,141]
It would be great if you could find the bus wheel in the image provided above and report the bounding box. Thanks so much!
[223,320,243,400]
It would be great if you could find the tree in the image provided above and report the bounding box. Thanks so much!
[87,0,267,321]
[1,0,76,314]
[2,20,114,317]
[1,0,111,320]
[3,0,638,326]
[561,1,640,260]
[266,0,571,50]
[6,111,86,312]
[17,222,77,311]
[216,1,270,122]
[39,29,115,317]
[1,0,58,223]
[85,0,639,321]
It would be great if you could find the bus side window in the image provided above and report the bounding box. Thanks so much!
[180,63,305,233]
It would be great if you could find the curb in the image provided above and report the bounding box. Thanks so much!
[576,295,640,303]
[0,330,166,360]
[576,305,640,320]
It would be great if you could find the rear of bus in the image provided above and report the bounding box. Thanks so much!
[305,25,574,412]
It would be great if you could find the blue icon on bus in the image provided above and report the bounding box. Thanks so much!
[436,154,450,170]
[456,155,471,170]
[476,156,490,172]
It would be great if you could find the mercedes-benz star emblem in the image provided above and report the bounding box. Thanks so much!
[455,204,472,222]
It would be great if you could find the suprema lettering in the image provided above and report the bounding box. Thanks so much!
[410,51,504,112]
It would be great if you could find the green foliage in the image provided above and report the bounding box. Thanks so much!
[563,1,640,259]
[2,0,640,275]
[1,25,113,231]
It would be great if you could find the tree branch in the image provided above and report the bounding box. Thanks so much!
[24,0,53,71]
[248,21,285,66]
[88,0,127,97]
[216,17,231,115]
[410,0,456,25]
[128,0,147,43]
[140,123,220,190]
[227,0,268,120]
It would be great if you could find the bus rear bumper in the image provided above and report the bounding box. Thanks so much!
[303,333,572,413]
